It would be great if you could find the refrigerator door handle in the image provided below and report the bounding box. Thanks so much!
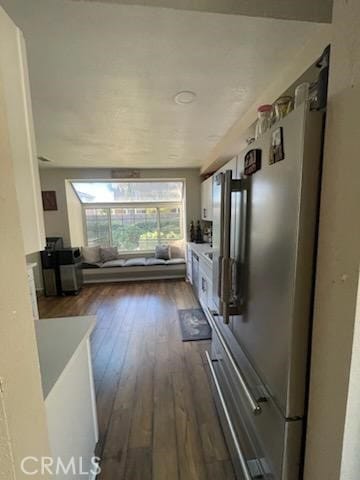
[221,170,244,324]
[205,351,258,480]
[207,307,264,415]
[216,172,225,302]
[239,175,250,308]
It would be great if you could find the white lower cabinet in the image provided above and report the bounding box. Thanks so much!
[186,244,193,284]
[187,244,213,310]
[199,261,212,312]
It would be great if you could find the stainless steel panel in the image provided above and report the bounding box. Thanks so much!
[210,322,303,480]
[232,105,324,418]
[207,309,262,415]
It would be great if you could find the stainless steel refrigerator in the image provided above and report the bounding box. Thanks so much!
[206,104,324,479]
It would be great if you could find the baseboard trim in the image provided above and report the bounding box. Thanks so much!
[84,274,185,284]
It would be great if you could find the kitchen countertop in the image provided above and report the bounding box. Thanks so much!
[187,242,213,267]
[35,315,96,399]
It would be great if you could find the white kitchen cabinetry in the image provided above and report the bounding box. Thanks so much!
[187,243,213,311]
[201,176,213,221]
[0,8,45,255]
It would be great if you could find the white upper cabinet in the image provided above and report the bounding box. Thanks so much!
[0,8,45,254]
[201,176,213,221]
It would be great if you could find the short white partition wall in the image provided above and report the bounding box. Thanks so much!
[36,316,98,480]
[66,180,85,248]
[339,272,360,480]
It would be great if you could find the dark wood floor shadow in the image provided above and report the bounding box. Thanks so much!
[38,280,235,480]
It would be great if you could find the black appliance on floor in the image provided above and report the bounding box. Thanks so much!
[41,238,83,296]
[57,248,83,295]
[41,248,61,296]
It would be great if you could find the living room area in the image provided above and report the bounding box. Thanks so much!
[29,167,201,294]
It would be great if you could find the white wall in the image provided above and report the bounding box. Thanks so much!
[40,167,201,246]
[201,25,331,173]
[65,181,84,248]
[304,1,360,478]
[0,71,50,478]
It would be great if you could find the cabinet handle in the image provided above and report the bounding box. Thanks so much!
[203,208,207,218]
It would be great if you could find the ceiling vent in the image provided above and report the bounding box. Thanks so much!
[37,156,52,163]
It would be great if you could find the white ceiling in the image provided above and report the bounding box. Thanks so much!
[2,0,326,169]
[70,0,333,23]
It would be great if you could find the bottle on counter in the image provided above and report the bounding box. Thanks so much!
[195,220,203,244]
[189,220,195,242]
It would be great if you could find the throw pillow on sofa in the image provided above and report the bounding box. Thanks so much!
[82,246,101,264]
[155,244,171,260]
[100,247,118,262]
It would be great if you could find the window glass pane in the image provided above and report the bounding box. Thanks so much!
[85,208,110,246]
[159,207,182,241]
[72,181,183,203]
[110,207,158,251]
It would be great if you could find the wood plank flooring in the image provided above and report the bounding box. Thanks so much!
[38,280,235,480]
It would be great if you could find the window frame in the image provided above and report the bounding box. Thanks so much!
[71,178,184,204]
[82,200,184,254]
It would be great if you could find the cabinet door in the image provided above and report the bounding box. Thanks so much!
[199,266,213,311]
[206,177,213,221]
[201,176,213,221]
[201,181,207,220]
[199,269,207,309]
[186,245,193,284]
[0,11,45,254]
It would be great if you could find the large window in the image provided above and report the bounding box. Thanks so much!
[72,181,183,203]
[73,181,184,252]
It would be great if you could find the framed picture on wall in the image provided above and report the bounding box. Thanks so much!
[42,191,57,211]
[269,126,285,164]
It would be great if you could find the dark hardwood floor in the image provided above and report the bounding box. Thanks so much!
[38,280,235,480]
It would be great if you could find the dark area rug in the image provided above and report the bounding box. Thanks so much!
[178,308,212,342]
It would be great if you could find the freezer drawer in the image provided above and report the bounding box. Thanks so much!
[208,311,303,479]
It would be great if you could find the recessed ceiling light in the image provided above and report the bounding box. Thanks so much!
[174,91,196,105]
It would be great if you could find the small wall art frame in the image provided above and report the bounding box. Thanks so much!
[42,190,58,211]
